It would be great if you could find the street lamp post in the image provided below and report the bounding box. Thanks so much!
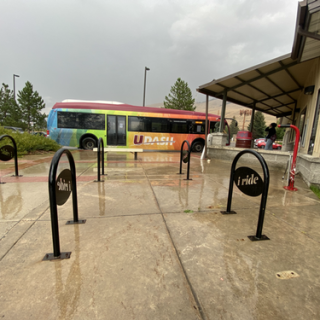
[13,74,20,101]
[143,67,150,106]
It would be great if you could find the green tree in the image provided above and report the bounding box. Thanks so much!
[164,78,195,111]
[275,119,285,141]
[229,116,239,136]
[34,115,47,131]
[0,83,22,127]
[17,81,46,133]
[247,111,266,140]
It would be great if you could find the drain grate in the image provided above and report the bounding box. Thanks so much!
[276,270,299,280]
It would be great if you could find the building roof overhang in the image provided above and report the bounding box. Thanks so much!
[197,54,315,118]
[292,0,320,62]
[197,0,320,119]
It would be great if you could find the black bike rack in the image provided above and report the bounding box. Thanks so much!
[44,148,86,261]
[178,140,192,180]
[0,134,22,181]
[221,149,270,241]
[94,138,106,182]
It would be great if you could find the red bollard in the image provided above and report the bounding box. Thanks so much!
[278,124,300,191]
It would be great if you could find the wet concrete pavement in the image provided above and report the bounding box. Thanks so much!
[0,150,320,319]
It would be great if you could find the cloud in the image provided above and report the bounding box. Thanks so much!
[1,0,300,110]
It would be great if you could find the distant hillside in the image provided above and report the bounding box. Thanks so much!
[147,100,276,130]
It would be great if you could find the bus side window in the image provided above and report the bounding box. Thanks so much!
[210,121,219,133]
[188,122,194,133]
[189,121,205,134]
[151,118,170,132]
[171,121,188,133]
[195,125,204,133]
[128,116,149,132]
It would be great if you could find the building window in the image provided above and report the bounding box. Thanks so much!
[308,90,320,155]
[298,108,307,147]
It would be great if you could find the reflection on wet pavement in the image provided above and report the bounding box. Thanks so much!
[0,150,320,319]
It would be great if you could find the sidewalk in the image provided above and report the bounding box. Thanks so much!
[0,150,320,319]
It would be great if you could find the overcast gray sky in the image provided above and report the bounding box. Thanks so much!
[1,0,299,114]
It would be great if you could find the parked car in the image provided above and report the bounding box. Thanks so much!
[3,126,24,133]
[256,141,282,150]
[254,138,265,147]
[32,131,47,137]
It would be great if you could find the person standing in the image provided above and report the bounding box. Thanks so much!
[265,123,277,150]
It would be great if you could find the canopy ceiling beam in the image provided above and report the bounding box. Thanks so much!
[197,87,287,117]
[264,102,297,113]
[298,25,320,41]
[257,88,300,104]
[255,69,295,102]
[214,83,273,110]
[281,111,294,117]
[213,60,299,98]
[279,61,304,90]
[234,76,289,107]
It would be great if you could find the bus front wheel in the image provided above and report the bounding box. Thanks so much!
[82,137,97,150]
[192,141,204,152]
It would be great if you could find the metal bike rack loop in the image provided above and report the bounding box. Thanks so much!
[0,134,22,179]
[44,148,86,261]
[221,149,270,241]
[178,140,192,180]
[94,138,106,182]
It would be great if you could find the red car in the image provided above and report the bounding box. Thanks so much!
[254,138,265,147]
[256,141,282,150]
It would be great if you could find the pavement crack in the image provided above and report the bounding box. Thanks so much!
[142,166,206,320]
[0,205,50,262]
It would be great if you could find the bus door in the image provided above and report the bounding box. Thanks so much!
[107,115,126,146]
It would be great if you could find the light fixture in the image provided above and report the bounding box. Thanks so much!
[143,67,150,106]
[13,74,20,101]
[304,85,315,95]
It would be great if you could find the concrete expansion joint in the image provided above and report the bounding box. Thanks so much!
[142,166,205,319]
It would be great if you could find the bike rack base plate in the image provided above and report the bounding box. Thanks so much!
[66,219,86,225]
[248,235,270,241]
[43,252,72,261]
[220,211,237,214]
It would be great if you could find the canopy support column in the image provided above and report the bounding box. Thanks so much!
[202,95,209,159]
[250,103,256,133]
[249,103,256,147]
[219,90,227,132]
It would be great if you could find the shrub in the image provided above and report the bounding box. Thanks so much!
[310,185,320,199]
[0,128,61,156]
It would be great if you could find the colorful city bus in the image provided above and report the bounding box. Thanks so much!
[47,100,230,152]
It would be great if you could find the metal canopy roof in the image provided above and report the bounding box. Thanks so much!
[197,54,315,118]
[197,0,320,119]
